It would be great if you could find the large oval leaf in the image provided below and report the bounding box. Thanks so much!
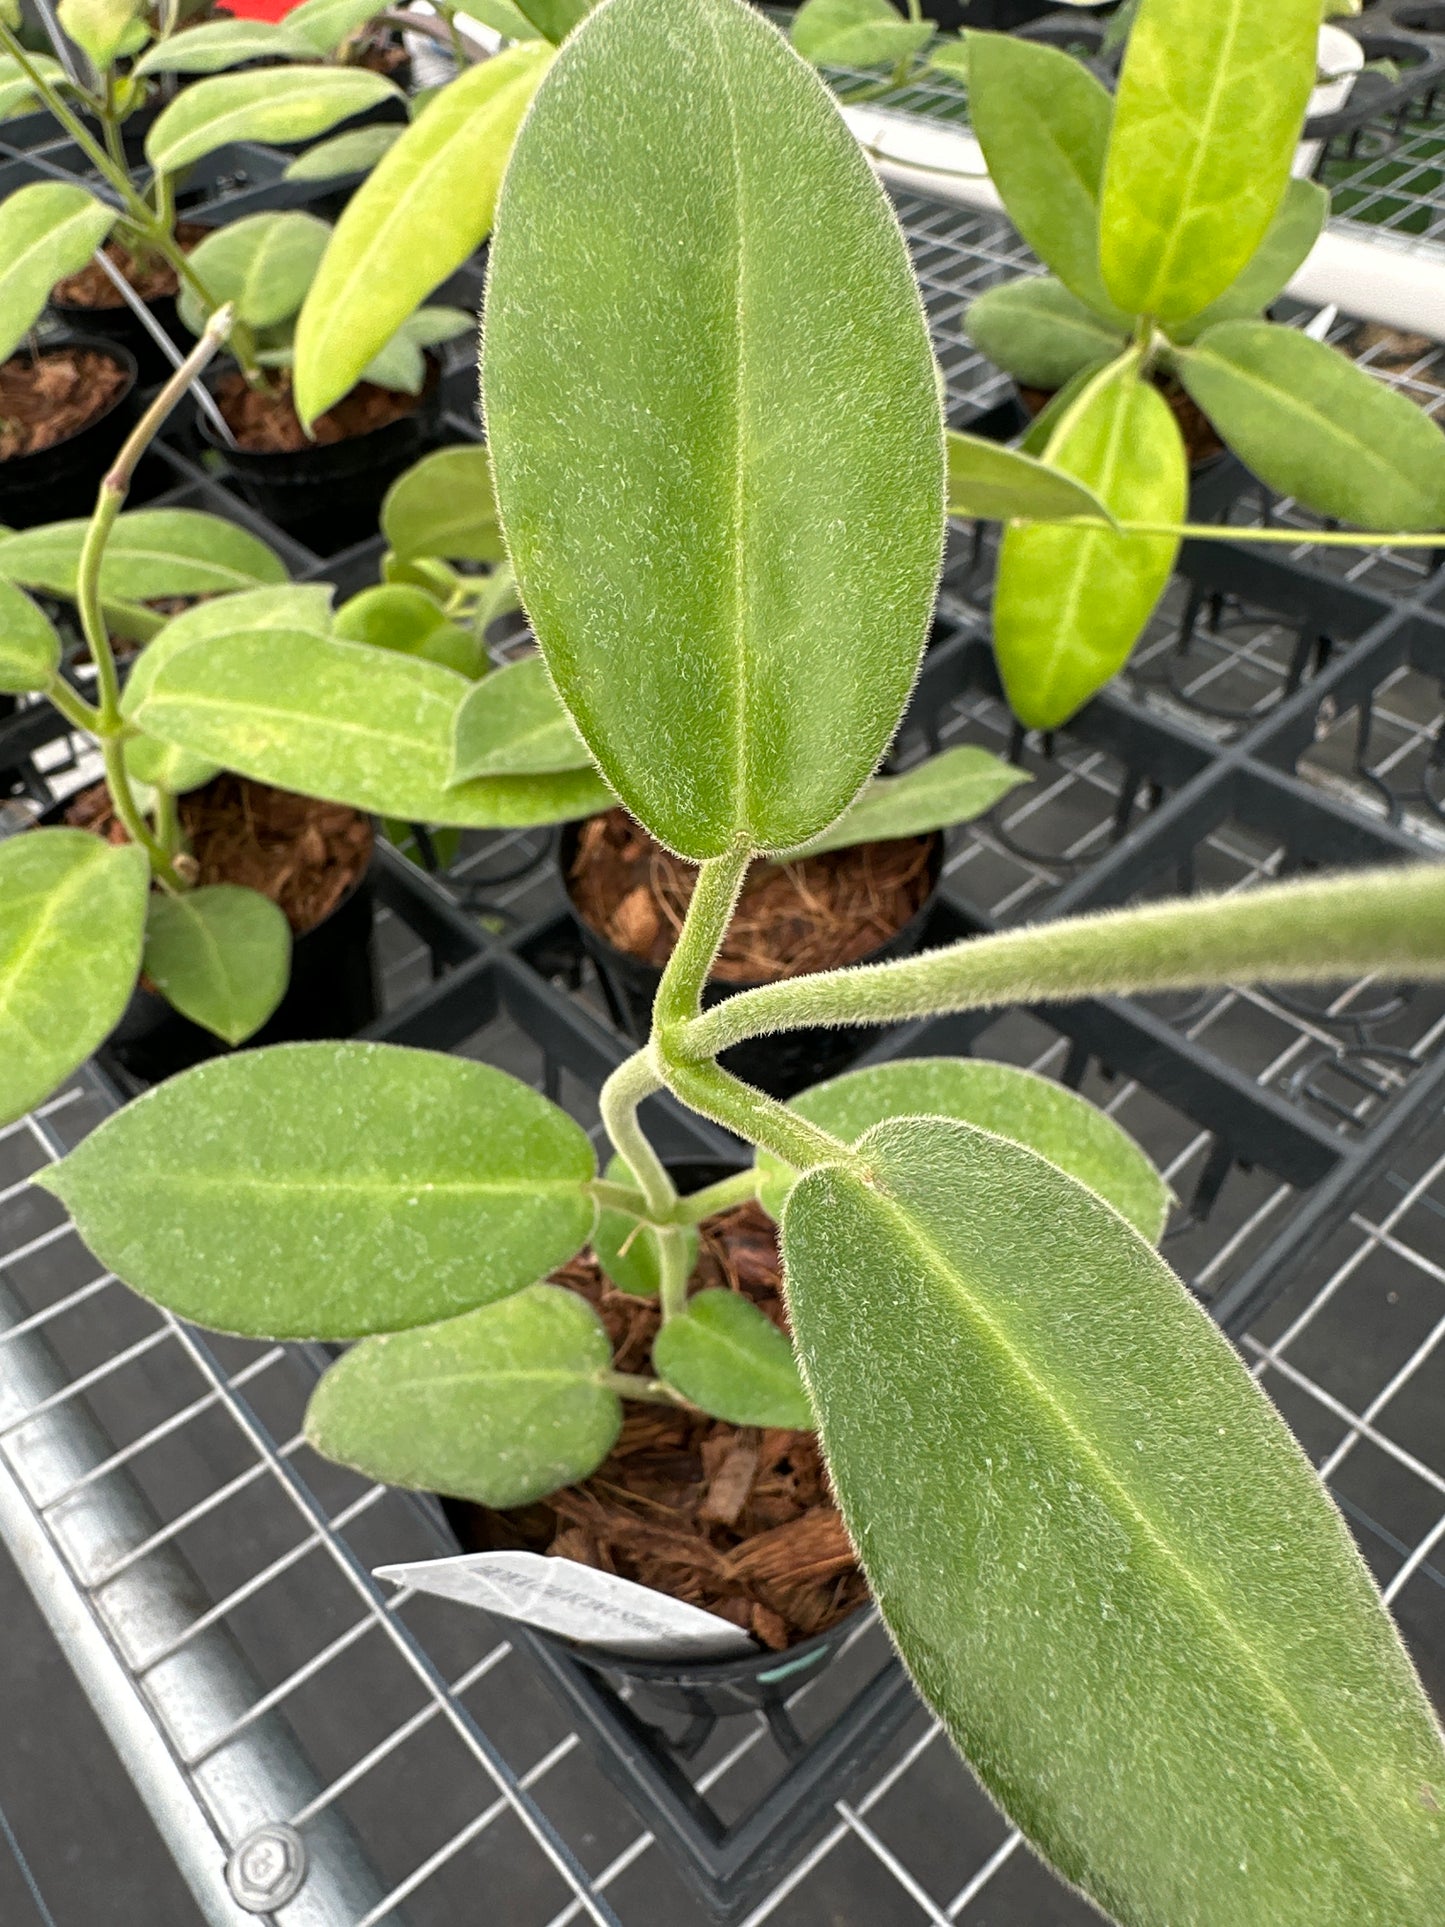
[791,0,932,71]
[0,831,149,1128]
[306,1284,621,1507]
[120,584,336,719]
[1176,321,1445,533]
[142,885,291,1046]
[995,361,1185,730]
[381,444,507,566]
[282,123,402,184]
[1099,0,1321,321]
[653,1289,812,1429]
[0,510,286,603]
[58,0,143,70]
[132,629,615,827]
[450,656,589,781]
[514,0,592,42]
[175,213,332,337]
[0,580,60,694]
[38,1043,599,1338]
[0,182,115,364]
[947,429,1112,526]
[484,0,943,859]
[132,18,320,74]
[1169,178,1327,346]
[965,276,1127,392]
[146,68,401,175]
[285,0,389,55]
[966,31,1123,322]
[754,1056,1169,1236]
[784,1118,1445,1927]
[333,585,484,679]
[789,746,1029,857]
[293,43,554,426]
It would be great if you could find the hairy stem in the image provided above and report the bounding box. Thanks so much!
[680,863,1445,1060]
[43,673,101,737]
[586,1179,651,1217]
[656,1051,853,1177]
[598,1051,676,1220]
[0,26,150,221]
[652,839,751,1036]
[675,1170,760,1222]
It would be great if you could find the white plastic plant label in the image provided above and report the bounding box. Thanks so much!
[374,1551,757,1660]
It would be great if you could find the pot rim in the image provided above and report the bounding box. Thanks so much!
[0,334,139,462]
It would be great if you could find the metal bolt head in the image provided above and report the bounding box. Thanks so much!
[225,1824,307,1912]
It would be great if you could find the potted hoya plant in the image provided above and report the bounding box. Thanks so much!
[25,3,1445,1923]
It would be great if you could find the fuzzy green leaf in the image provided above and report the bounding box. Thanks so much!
[307,1284,620,1507]
[791,747,1028,858]
[176,213,331,337]
[141,886,291,1045]
[284,0,388,54]
[132,629,614,827]
[946,428,1112,525]
[784,1117,1445,1927]
[1099,0,1322,320]
[0,53,65,123]
[514,0,592,42]
[995,361,1185,729]
[791,0,931,71]
[1175,321,1445,532]
[0,831,149,1127]
[590,1154,700,1299]
[0,183,116,365]
[966,31,1123,321]
[146,68,400,175]
[38,1043,599,1338]
[450,656,589,781]
[755,1057,1169,1237]
[293,44,553,426]
[120,585,334,728]
[334,585,484,678]
[0,510,285,604]
[282,123,401,182]
[484,0,943,859]
[0,579,60,694]
[57,0,143,70]
[381,444,506,566]
[122,736,221,797]
[653,1289,812,1428]
[1169,179,1327,345]
[468,0,545,39]
[132,17,319,74]
[965,276,1127,392]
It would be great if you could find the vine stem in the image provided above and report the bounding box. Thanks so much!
[596,1371,691,1408]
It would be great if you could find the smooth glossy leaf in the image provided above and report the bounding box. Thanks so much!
[133,629,614,827]
[1017,359,1111,457]
[146,68,400,175]
[132,18,319,73]
[307,1284,620,1507]
[381,444,506,566]
[995,361,1185,729]
[282,122,401,181]
[0,183,115,364]
[122,734,220,796]
[0,53,65,123]
[1176,321,1445,532]
[946,428,1112,524]
[0,579,60,693]
[486,0,943,859]
[966,31,1123,320]
[450,656,588,781]
[175,213,330,337]
[39,1043,598,1337]
[359,306,470,395]
[142,885,291,1045]
[784,1118,1445,1927]
[1099,0,1321,320]
[653,1289,812,1428]
[514,0,592,41]
[590,1153,699,1299]
[0,510,286,603]
[120,585,334,722]
[334,585,484,678]
[755,1057,1169,1236]
[0,830,148,1127]
[293,43,553,425]
[1170,179,1327,345]
[965,276,1127,392]
[792,747,1029,858]
[57,0,142,69]
[280,0,386,54]
[791,0,932,70]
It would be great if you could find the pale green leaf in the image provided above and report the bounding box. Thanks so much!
[281,0,386,53]
[784,1118,1445,1927]
[653,1288,812,1429]
[57,0,143,69]
[1099,0,1322,320]
[132,18,319,74]
[282,122,401,181]
[176,213,331,337]
[965,276,1127,392]
[995,361,1185,729]
[927,35,967,79]
[965,31,1124,321]
[755,1057,1169,1237]
[791,747,1029,857]
[466,0,545,40]
[0,579,60,694]
[38,1043,599,1337]
[120,585,335,720]
[358,308,469,394]
[0,831,149,1127]
[293,44,553,426]
[514,0,592,42]
[306,1284,620,1506]
[791,0,931,71]
[590,1154,698,1299]
[0,53,65,123]
[133,629,615,827]
[1170,179,1327,345]
[450,656,589,781]
[485,0,943,859]
[0,183,116,365]
[142,885,291,1045]
[146,68,401,176]
[946,428,1112,525]
[334,585,484,678]
[381,444,506,566]
[0,510,286,604]
[1175,321,1445,532]
[122,735,221,796]
[1017,360,1111,456]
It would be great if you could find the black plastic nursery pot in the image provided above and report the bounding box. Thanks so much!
[560,821,945,1099]
[47,287,188,389]
[0,336,138,529]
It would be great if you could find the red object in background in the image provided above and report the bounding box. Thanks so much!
[222,0,300,19]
